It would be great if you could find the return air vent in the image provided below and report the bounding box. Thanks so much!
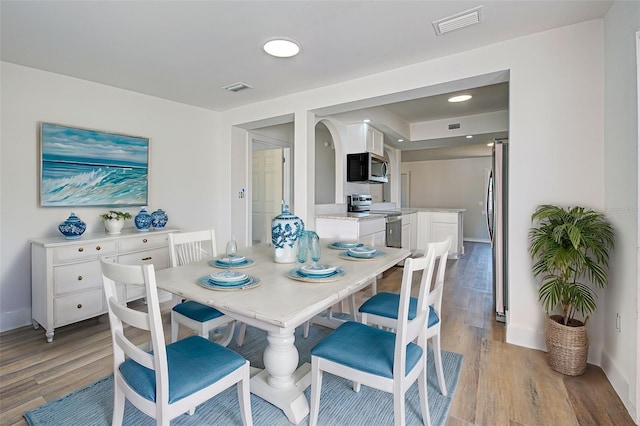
[432,6,484,36]
[222,82,253,92]
[448,123,461,130]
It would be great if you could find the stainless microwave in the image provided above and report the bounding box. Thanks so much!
[346,152,388,183]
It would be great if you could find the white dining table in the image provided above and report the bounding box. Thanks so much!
[154,241,410,424]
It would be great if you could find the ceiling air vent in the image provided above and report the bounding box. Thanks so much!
[448,123,461,130]
[432,6,484,36]
[222,82,253,93]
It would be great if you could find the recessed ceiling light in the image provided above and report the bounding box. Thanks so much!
[448,94,472,103]
[466,135,473,139]
[363,119,371,123]
[263,38,300,58]
[398,139,404,142]
[487,142,494,147]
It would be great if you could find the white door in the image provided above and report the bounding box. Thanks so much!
[252,149,283,244]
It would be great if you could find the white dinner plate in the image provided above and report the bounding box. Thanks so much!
[300,264,337,276]
[347,246,376,257]
[210,270,247,283]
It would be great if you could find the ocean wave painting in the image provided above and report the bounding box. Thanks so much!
[40,123,149,207]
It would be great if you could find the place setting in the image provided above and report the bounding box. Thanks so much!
[339,245,386,261]
[288,231,345,283]
[198,270,261,291]
[209,238,255,269]
[327,240,364,250]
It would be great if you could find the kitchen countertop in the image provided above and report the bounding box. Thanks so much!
[315,212,387,221]
[403,207,466,213]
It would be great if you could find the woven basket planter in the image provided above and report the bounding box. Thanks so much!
[545,315,588,376]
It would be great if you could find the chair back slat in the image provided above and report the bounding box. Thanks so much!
[101,258,169,405]
[393,247,437,376]
[426,237,451,316]
[169,229,217,267]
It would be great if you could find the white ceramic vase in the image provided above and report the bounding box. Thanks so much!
[104,219,124,235]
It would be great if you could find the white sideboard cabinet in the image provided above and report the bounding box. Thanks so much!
[31,228,177,342]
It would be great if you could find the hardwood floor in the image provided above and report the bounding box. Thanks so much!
[0,242,634,425]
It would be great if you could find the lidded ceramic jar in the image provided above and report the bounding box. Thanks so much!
[151,209,168,229]
[134,208,152,231]
[58,213,86,239]
[271,204,304,263]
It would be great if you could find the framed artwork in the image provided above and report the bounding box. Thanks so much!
[40,122,149,207]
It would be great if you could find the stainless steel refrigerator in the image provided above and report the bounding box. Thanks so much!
[486,138,508,322]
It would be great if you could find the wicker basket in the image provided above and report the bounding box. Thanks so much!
[545,315,588,376]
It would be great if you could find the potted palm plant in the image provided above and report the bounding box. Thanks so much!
[528,204,614,375]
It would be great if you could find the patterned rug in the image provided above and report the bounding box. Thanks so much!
[24,325,462,425]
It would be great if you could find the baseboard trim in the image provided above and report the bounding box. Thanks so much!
[464,237,490,244]
[0,308,32,333]
[601,348,636,421]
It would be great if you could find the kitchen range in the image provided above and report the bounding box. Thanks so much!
[347,194,402,248]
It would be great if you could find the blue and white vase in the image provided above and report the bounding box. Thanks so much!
[151,209,168,229]
[271,205,304,263]
[58,213,86,239]
[134,208,152,231]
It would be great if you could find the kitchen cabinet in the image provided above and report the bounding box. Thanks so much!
[401,213,417,251]
[415,210,465,259]
[31,228,176,342]
[345,123,384,156]
[315,215,386,246]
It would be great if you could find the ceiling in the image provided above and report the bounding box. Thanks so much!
[1,1,612,156]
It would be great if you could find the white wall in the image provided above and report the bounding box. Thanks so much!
[0,62,220,331]
[603,0,640,419]
[401,157,492,241]
[218,20,635,407]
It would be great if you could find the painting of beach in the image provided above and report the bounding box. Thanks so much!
[40,123,149,207]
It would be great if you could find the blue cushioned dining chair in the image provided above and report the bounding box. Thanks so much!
[100,258,252,426]
[308,248,439,426]
[359,237,450,396]
[169,230,246,346]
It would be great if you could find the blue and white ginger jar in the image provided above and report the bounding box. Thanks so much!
[151,209,168,229]
[271,205,304,263]
[134,208,152,231]
[58,213,86,239]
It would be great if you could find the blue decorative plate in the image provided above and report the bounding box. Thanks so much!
[197,275,261,291]
[209,258,255,269]
[328,242,363,250]
[339,250,386,261]
[287,267,346,282]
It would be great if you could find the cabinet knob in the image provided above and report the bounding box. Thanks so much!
[142,239,148,243]
[78,247,84,252]
[96,246,101,251]
[77,275,83,281]
[77,304,82,309]
[142,257,152,261]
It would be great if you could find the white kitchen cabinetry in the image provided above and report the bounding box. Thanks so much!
[315,215,386,246]
[31,228,176,342]
[401,213,417,251]
[345,123,384,156]
[415,210,464,259]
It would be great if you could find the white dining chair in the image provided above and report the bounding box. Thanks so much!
[169,230,246,346]
[100,258,253,426]
[308,249,438,426]
[359,237,451,396]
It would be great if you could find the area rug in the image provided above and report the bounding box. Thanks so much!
[24,325,462,425]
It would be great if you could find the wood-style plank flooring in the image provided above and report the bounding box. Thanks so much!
[0,242,634,425]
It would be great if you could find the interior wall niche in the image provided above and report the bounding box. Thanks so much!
[315,121,335,204]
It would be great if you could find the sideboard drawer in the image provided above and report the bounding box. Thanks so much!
[119,233,170,252]
[54,261,103,295]
[54,289,104,327]
[118,247,169,270]
[54,241,118,263]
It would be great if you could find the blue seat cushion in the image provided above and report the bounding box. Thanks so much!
[119,335,246,403]
[358,292,440,328]
[311,322,423,379]
[172,300,224,323]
